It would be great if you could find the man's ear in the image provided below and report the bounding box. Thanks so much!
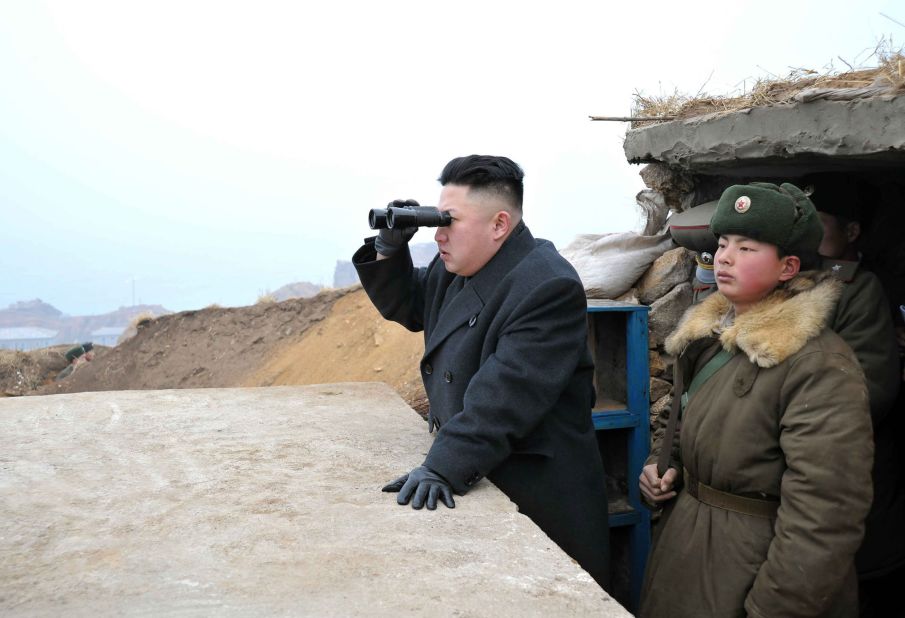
[491,210,511,241]
[778,255,801,282]
[845,221,861,244]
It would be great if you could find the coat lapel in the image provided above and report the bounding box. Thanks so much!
[423,221,535,359]
[424,281,484,358]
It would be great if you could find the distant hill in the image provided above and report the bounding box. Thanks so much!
[332,242,437,287]
[0,299,63,325]
[57,305,172,343]
[333,260,359,288]
[410,243,438,266]
[0,299,172,347]
[271,281,322,302]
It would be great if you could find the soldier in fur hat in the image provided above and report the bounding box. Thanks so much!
[638,183,873,617]
[805,173,904,618]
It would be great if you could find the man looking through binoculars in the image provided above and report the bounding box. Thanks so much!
[352,154,610,589]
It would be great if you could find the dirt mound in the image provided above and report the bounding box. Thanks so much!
[242,290,427,413]
[30,287,428,415]
[0,346,70,396]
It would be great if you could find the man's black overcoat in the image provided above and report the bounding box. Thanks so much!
[353,221,609,587]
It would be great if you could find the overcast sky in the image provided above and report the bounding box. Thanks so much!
[1,0,901,315]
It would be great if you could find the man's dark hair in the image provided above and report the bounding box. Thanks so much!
[438,155,524,211]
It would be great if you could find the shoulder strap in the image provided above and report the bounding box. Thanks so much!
[656,362,684,477]
[681,348,735,411]
[656,347,734,476]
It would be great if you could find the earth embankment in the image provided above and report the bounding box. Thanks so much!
[30,287,427,415]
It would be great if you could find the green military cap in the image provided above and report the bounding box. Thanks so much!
[669,200,719,254]
[64,342,93,362]
[709,182,823,256]
[64,345,85,362]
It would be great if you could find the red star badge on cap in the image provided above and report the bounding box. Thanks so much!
[734,196,751,213]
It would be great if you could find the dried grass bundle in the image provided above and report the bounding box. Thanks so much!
[631,40,904,128]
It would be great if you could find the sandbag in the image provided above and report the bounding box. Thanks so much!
[560,232,675,299]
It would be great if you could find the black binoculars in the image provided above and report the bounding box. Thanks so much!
[368,205,451,230]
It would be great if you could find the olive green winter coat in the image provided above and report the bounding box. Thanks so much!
[829,265,904,577]
[640,272,873,618]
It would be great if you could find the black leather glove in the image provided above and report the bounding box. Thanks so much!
[382,465,455,510]
[374,199,419,257]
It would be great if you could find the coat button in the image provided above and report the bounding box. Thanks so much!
[444,371,453,383]
[468,314,477,327]
[465,472,481,486]
[423,363,432,375]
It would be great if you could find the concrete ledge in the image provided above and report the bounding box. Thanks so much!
[0,384,629,616]
[623,96,905,174]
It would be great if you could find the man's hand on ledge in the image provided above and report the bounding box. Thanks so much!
[382,465,455,510]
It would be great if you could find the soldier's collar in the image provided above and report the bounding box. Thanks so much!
[821,257,860,283]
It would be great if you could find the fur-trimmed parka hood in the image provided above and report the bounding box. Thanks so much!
[665,270,843,368]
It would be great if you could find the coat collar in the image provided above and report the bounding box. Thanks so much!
[665,270,843,368]
[424,221,534,358]
[468,220,534,302]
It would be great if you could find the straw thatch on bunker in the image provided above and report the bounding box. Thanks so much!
[605,52,905,427]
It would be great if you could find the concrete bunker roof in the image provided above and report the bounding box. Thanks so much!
[622,54,905,176]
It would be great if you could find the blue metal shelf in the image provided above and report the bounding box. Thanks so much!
[608,509,643,528]
[587,300,651,614]
[592,409,641,430]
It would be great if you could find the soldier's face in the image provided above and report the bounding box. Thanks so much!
[817,212,858,259]
[715,234,799,314]
[434,184,505,277]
